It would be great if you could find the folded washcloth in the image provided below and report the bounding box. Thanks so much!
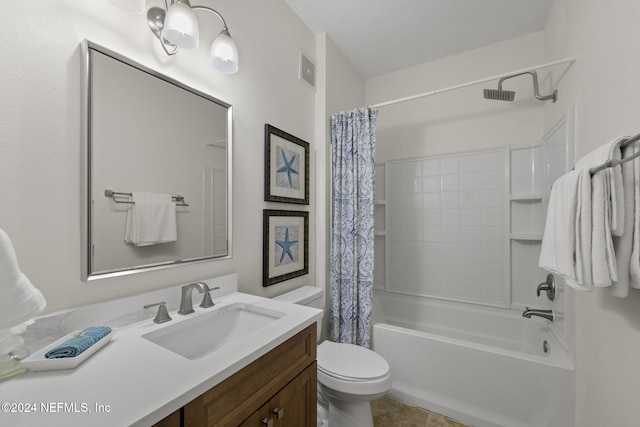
[125,192,177,246]
[45,326,112,359]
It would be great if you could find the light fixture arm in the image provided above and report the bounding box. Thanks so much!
[191,5,230,34]
[146,7,179,55]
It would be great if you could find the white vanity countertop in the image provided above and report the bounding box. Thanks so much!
[0,277,322,427]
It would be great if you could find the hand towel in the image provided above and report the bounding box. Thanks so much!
[124,192,177,246]
[575,136,626,236]
[539,168,594,291]
[590,173,618,286]
[571,168,594,290]
[0,228,46,328]
[610,143,636,296]
[630,145,640,288]
[45,326,112,359]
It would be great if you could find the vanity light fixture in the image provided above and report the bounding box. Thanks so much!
[110,0,239,74]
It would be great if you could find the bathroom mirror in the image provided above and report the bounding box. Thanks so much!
[81,41,232,280]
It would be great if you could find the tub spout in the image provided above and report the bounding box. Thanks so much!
[522,307,554,321]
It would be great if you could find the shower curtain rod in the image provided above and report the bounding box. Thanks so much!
[370,56,576,109]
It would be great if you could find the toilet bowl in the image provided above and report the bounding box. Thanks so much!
[274,286,391,427]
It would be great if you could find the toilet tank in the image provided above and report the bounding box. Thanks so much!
[273,286,323,341]
[273,286,323,308]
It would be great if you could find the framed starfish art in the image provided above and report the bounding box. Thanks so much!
[264,124,310,204]
[263,209,309,287]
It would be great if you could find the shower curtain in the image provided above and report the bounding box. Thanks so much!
[329,107,377,348]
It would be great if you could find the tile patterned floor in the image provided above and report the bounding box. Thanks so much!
[372,396,470,427]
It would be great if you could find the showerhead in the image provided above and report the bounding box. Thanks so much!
[483,88,515,101]
[483,70,557,103]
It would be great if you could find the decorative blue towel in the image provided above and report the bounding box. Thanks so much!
[45,326,112,359]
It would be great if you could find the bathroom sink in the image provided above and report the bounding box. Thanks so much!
[142,303,285,360]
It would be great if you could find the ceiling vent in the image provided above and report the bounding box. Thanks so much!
[299,51,316,89]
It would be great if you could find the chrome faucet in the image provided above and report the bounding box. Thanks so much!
[178,282,210,315]
[522,307,554,321]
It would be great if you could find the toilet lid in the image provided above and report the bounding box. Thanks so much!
[317,341,389,381]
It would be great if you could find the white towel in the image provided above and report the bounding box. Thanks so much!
[539,167,593,291]
[610,144,636,297]
[590,173,617,286]
[0,228,46,327]
[124,192,177,246]
[573,168,593,289]
[630,144,640,288]
[575,136,626,236]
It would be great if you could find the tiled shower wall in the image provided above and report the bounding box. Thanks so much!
[386,148,508,307]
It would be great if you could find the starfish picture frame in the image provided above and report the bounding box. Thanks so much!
[263,209,309,287]
[264,124,310,204]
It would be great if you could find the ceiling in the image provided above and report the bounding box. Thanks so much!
[284,0,555,78]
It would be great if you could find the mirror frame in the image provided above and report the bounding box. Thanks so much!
[81,40,233,281]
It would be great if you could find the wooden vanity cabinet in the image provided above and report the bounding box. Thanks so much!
[152,324,316,427]
[239,362,316,427]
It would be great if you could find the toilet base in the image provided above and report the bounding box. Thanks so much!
[327,400,373,427]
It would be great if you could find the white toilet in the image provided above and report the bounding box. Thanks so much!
[274,286,391,427]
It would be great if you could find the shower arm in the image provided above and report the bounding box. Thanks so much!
[497,70,557,102]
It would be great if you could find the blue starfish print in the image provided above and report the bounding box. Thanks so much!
[275,227,298,264]
[276,149,299,188]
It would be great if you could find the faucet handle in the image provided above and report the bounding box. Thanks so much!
[200,286,221,308]
[536,274,556,301]
[144,301,172,324]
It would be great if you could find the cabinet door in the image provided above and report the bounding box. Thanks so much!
[152,408,181,427]
[274,361,316,427]
[240,362,317,427]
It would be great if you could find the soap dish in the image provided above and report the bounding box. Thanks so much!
[21,330,114,372]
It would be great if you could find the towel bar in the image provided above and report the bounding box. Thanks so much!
[589,132,640,175]
[104,189,189,206]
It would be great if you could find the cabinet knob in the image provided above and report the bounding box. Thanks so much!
[262,417,273,427]
[273,407,284,419]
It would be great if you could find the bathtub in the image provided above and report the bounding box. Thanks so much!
[372,291,574,427]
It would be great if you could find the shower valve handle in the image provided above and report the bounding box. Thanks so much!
[536,274,556,301]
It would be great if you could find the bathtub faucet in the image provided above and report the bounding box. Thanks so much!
[522,307,554,321]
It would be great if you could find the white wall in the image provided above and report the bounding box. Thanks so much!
[366,32,545,162]
[543,1,640,425]
[0,0,316,312]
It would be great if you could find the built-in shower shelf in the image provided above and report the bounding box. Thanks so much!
[375,200,386,205]
[509,194,543,201]
[510,233,543,241]
[375,231,387,237]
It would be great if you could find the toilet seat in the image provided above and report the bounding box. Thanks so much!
[317,341,391,397]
